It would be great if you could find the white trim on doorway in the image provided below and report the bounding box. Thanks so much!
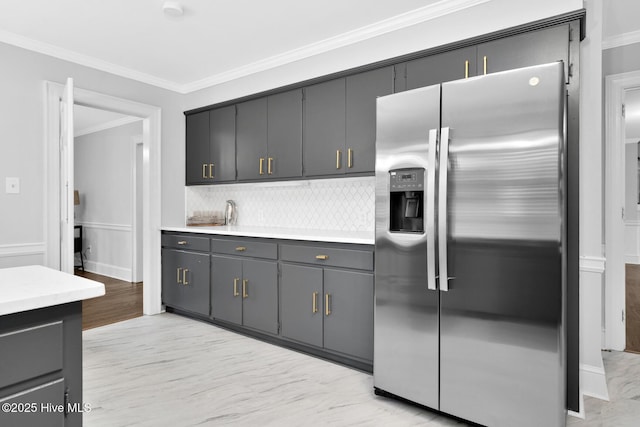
[44,81,162,315]
[604,70,640,350]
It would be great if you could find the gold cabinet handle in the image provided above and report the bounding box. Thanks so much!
[242,279,249,298]
[177,267,182,284]
[182,269,189,285]
[336,150,342,169]
[202,164,207,179]
[209,163,215,179]
[259,157,265,175]
[235,246,246,252]
[465,60,469,79]
[233,278,240,297]
[325,293,331,316]
[268,157,273,175]
[177,240,187,245]
[347,148,353,168]
[312,292,318,313]
[483,55,487,75]
[315,254,329,260]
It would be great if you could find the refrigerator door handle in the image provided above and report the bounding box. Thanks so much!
[438,127,450,292]
[426,128,438,291]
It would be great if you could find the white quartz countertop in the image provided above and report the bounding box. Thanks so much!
[0,265,105,316]
[162,225,374,245]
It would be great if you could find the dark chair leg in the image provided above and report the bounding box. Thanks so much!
[80,252,85,271]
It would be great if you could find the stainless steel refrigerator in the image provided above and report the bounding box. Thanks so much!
[374,62,566,427]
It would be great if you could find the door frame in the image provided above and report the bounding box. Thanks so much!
[132,135,144,283]
[604,70,640,350]
[44,81,162,315]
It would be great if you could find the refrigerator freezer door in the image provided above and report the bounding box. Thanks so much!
[374,85,440,408]
[439,62,565,427]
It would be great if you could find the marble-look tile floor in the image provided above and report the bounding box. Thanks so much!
[83,313,639,426]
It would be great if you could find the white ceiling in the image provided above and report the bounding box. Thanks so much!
[0,0,446,93]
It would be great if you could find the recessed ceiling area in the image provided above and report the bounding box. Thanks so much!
[0,0,443,93]
[74,104,140,137]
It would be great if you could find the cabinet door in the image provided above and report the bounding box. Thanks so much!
[185,111,210,185]
[237,98,268,180]
[241,259,278,334]
[211,256,242,325]
[209,106,237,182]
[345,67,394,174]
[303,78,346,176]
[323,269,374,361]
[406,46,477,91]
[280,263,323,347]
[0,378,65,426]
[477,25,569,81]
[267,89,303,179]
[162,249,210,316]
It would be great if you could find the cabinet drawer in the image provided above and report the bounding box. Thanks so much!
[162,233,210,251]
[211,238,277,260]
[0,322,63,389]
[280,244,373,270]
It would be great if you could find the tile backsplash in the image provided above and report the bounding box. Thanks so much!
[186,176,375,232]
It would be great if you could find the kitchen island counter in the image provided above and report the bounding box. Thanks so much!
[161,225,374,245]
[0,265,105,316]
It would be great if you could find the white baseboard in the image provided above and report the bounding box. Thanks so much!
[567,395,584,419]
[580,363,610,402]
[83,260,132,282]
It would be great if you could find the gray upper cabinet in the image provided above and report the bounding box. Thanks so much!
[209,106,237,182]
[345,67,394,174]
[185,110,210,185]
[303,78,346,177]
[476,24,570,81]
[185,106,236,185]
[404,46,477,91]
[267,89,303,179]
[236,98,268,180]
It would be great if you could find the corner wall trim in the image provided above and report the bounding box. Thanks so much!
[580,363,610,402]
[0,243,46,258]
[602,29,640,50]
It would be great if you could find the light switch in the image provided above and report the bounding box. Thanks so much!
[6,177,20,194]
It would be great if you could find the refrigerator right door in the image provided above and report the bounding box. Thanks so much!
[439,62,566,427]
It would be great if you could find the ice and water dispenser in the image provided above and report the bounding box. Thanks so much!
[389,168,425,233]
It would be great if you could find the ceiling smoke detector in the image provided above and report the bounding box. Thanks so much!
[163,1,184,17]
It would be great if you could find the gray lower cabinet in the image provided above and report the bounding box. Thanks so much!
[280,244,374,362]
[161,248,210,316]
[210,255,278,335]
[0,303,83,427]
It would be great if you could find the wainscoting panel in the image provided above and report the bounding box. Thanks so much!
[0,243,45,268]
[625,220,640,264]
[77,222,133,282]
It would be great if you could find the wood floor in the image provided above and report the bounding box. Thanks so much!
[76,270,143,330]
[627,264,640,353]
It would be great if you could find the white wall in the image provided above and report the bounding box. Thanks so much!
[75,121,142,280]
[0,41,184,268]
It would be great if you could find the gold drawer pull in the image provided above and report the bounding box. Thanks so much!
[465,60,469,79]
[242,279,249,298]
[483,55,487,75]
[233,278,240,297]
[325,293,331,316]
[182,269,189,285]
[202,164,207,179]
[268,157,273,175]
[315,254,329,260]
[177,267,182,284]
[235,246,247,252]
[259,157,265,175]
[177,240,188,245]
[336,150,341,169]
[209,163,215,179]
[312,292,318,313]
[347,148,353,168]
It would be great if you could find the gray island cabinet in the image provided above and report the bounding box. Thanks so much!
[161,230,374,371]
[0,266,104,427]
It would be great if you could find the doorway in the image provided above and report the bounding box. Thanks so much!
[605,71,640,351]
[44,81,162,315]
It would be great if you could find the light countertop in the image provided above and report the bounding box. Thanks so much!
[162,225,375,245]
[0,265,105,316]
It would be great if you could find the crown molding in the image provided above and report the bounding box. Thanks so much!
[0,29,184,93]
[0,0,490,94]
[603,29,640,50]
[75,116,143,137]
[183,0,491,93]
